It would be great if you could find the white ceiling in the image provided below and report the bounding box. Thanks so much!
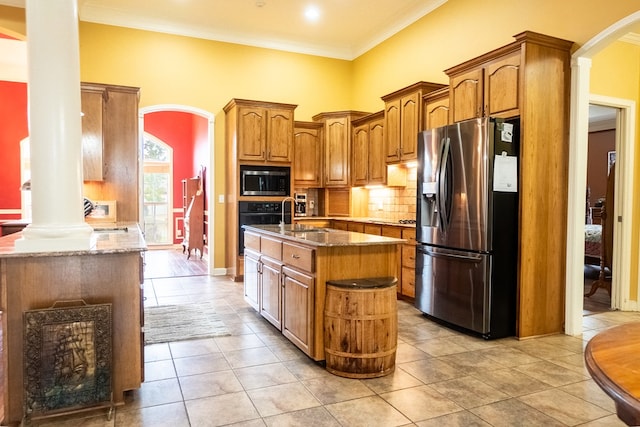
[0,0,446,60]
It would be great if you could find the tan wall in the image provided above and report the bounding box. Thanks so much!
[1,2,639,276]
[590,40,640,302]
[350,0,640,112]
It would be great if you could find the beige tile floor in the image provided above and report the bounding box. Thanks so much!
[36,274,639,427]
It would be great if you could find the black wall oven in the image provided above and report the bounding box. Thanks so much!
[240,165,290,196]
[238,201,291,255]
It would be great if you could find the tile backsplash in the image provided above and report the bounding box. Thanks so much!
[367,166,417,221]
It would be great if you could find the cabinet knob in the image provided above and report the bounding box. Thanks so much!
[291,254,300,259]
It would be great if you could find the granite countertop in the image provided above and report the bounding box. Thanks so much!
[243,224,406,247]
[295,216,416,228]
[0,222,147,258]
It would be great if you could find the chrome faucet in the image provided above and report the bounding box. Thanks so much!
[280,196,296,229]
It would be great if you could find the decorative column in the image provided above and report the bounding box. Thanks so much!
[16,0,94,252]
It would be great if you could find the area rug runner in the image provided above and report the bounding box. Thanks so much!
[144,302,231,344]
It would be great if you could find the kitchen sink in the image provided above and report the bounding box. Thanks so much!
[93,226,128,233]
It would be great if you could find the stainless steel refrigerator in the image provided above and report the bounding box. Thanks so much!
[415,117,519,339]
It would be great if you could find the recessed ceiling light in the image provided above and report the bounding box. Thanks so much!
[256,1,266,7]
[304,5,321,22]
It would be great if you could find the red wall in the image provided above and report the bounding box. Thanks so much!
[0,80,28,219]
[144,111,209,244]
[587,130,616,202]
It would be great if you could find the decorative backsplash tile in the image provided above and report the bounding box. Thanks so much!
[367,166,417,221]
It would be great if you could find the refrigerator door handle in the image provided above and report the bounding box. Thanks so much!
[420,246,483,263]
[437,137,451,233]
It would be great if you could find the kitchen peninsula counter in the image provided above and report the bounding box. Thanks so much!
[0,222,146,258]
[0,223,146,425]
[242,224,403,361]
[244,224,406,247]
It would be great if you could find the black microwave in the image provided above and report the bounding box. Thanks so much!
[240,165,290,196]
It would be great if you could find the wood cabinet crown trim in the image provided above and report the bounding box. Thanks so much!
[351,110,384,126]
[422,86,450,102]
[224,98,298,113]
[381,81,447,102]
[444,30,574,76]
[312,110,370,121]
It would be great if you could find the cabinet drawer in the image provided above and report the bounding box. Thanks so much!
[282,242,315,272]
[402,244,416,268]
[401,266,416,298]
[402,228,416,245]
[244,231,260,251]
[381,225,402,238]
[261,236,282,260]
[364,224,382,235]
[331,220,348,231]
[347,222,365,233]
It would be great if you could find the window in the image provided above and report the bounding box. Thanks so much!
[143,134,173,245]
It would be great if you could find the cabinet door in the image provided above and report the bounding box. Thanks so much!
[282,266,314,355]
[384,99,401,163]
[267,108,293,162]
[352,124,369,186]
[324,117,350,187]
[244,249,260,310]
[399,92,421,161]
[238,106,266,161]
[81,88,105,181]
[260,257,282,329]
[424,97,450,130]
[485,52,521,118]
[450,68,484,122]
[368,118,386,185]
[294,125,322,187]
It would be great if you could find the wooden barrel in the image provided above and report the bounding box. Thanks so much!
[324,277,398,378]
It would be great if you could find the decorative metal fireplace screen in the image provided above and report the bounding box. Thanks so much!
[23,302,112,420]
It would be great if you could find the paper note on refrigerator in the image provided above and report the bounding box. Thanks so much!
[493,154,518,192]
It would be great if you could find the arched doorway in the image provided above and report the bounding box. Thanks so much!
[142,133,173,245]
[565,12,640,335]
[139,105,215,274]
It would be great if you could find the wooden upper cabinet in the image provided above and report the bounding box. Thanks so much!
[382,81,446,164]
[267,108,295,162]
[81,85,106,181]
[313,111,369,187]
[368,116,385,185]
[423,87,450,130]
[351,123,369,186]
[447,50,521,122]
[485,52,521,118]
[237,106,266,161]
[225,99,297,164]
[293,121,323,188]
[352,111,385,186]
[450,68,483,122]
[383,99,401,163]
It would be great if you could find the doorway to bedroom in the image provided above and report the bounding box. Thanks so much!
[583,104,618,315]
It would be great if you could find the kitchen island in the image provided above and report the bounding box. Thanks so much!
[0,223,146,425]
[242,224,404,361]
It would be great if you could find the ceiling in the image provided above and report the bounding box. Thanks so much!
[0,0,634,126]
[0,0,446,60]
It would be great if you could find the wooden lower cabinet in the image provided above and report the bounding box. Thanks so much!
[0,250,144,425]
[260,256,283,329]
[400,228,417,298]
[243,227,400,361]
[282,266,314,355]
[243,249,260,310]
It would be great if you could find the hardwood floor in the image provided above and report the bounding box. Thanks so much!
[584,264,611,315]
[144,246,208,278]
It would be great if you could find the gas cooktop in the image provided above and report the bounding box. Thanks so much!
[398,219,416,224]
